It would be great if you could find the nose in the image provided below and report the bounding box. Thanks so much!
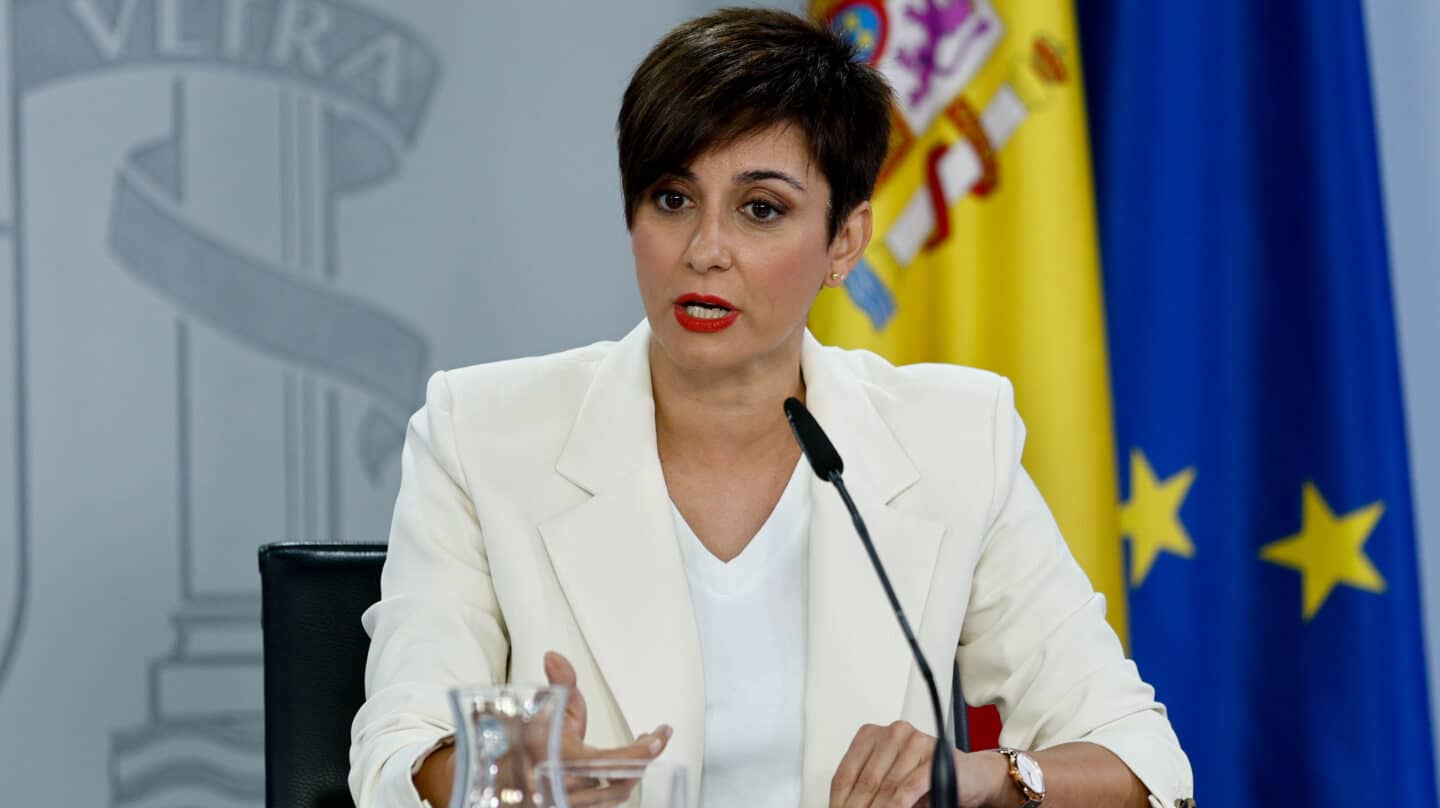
[683,207,733,273]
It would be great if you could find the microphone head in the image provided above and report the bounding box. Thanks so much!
[783,397,844,479]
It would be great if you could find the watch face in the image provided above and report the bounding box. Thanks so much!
[1015,752,1045,793]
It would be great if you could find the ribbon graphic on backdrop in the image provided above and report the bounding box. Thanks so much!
[8,3,444,803]
[13,0,441,477]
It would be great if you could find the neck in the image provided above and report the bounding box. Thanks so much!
[649,330,806,465]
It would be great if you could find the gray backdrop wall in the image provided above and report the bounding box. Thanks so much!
[0,1,1434,806]
[1366,0,1440,766]
[0,1,795,804]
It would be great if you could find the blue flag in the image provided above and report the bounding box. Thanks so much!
[1080,1,1435,803]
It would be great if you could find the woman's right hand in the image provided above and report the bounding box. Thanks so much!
[414,653,671,806]
[543,651,674,760]
[543,651,673,807]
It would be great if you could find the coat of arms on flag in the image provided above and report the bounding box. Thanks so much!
[813,0,1074,330]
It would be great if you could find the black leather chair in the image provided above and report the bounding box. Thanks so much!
[259,542,387,808]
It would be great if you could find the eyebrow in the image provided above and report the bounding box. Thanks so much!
[664,167,807,192]
[735,169,807,192]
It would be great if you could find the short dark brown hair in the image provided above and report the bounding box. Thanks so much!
[617,8,894,243]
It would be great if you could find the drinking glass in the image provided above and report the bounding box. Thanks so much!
[535,759,687,808]
[448,683,569,808]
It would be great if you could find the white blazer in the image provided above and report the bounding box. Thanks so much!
[349,321,1193,808]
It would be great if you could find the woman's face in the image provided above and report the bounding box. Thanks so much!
[630,124,869,377]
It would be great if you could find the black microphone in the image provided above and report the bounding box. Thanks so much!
[783,397,959,808]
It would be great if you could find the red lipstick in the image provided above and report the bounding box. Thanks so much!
[673,293,740,333]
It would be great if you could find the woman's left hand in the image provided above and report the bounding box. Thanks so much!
[829,720,1006,808]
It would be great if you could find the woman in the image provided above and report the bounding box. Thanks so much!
[350,9,1193,808]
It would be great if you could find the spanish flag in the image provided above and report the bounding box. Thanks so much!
[809,0,1125,643]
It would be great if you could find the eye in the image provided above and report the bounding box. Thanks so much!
[743,199,786,222]
[652,190,690,212]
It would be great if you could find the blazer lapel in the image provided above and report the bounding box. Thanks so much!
[537,323,705,777]
[799,333,948,802]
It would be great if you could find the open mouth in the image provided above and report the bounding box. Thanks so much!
[680,301,732,320]
[673,294,740,332]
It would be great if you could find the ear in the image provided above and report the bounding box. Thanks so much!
[825,201,873,287]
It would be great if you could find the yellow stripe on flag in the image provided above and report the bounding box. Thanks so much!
[810,0,1127,642]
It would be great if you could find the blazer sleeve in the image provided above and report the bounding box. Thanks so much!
[956,378,1194,806]
[348,370,509,808]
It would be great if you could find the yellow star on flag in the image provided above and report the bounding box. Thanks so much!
[1119,449,1197,587]
[1259,483,1387,621]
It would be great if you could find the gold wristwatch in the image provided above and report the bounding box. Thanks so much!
[996,747,1045,807]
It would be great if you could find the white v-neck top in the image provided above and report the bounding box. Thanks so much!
[671,459,811,808]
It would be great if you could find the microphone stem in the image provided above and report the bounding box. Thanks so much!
[829,471,959,807]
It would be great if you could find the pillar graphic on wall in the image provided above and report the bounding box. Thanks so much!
[4,2,440,805]
[0,0,26,700]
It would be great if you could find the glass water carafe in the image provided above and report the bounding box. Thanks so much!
[448,684,568,808]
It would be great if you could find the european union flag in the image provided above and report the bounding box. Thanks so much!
[1080,1,1435,803]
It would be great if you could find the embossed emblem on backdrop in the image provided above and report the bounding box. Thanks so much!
[2,1,440,805]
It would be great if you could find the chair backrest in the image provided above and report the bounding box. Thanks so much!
[259,542,387,808]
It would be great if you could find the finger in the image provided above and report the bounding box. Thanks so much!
[893,763,931,808]
[546,772,632,808]
[830,725,882,807]
[545,651,588,740]
[563,778,639,808]
[877,729,933,798]
[842,724,909,808]
[544,651,577,687]
[576,724,673,761]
